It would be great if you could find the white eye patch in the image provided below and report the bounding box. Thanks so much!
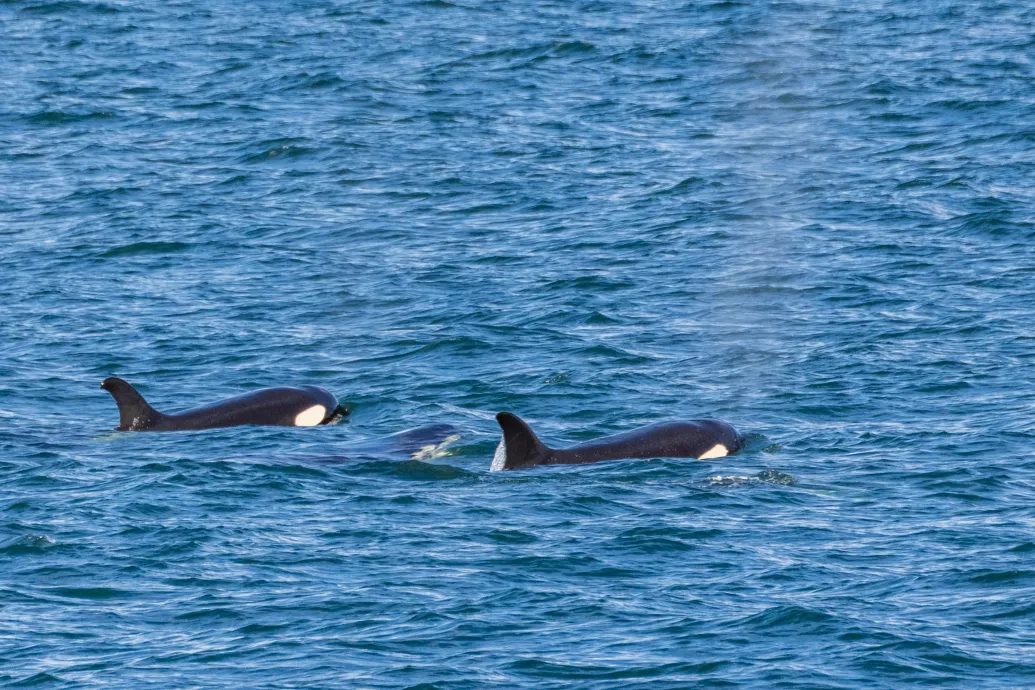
[294,405,326,427]
[698,444,728,460]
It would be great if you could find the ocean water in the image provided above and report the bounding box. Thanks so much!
[2,0,1035,686]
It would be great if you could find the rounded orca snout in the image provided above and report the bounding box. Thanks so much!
[327,403,352,423]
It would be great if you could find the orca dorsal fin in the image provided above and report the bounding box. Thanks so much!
[494,412,551,470]
[101,377,163,431]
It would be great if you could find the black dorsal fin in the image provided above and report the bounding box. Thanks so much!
[495,412,551,470]
[101,378,163,431]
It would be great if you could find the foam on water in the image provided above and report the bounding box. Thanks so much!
[410,434,462,461]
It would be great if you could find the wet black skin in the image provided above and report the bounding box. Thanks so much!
[100,377,349,431]
[296,424,462,464]
[495,412,745,470]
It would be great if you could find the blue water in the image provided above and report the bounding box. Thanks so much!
[3,0,1035,686]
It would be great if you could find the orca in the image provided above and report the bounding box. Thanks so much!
[100,377,349,431]
[245,424,464,466]
[353,423,463,461]
[491,412,745,471]
[300,424,464,463]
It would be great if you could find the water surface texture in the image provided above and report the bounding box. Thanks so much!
[3,0,1035,687]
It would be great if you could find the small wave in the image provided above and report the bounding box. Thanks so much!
[551,40,595,55]
[175,608,245,621]
[99,241,191,258]
[356,459,475,481]
[1,534,55,555]
[46,587,132,600]
[236,623,290,634]
[487,528,537,544]
[20,1,119,13]
[658,176,706,194]
[968,569,1035,585]
[584,310,619,324]
[24,109,116,125]
[296,73,346,89]
[240,142,317,163]
[615,532,693,553]
[9,672,64,687]
[738,604,838,630]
